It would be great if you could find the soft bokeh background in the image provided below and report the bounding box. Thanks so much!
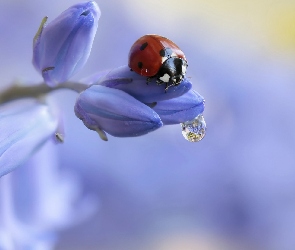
[1,0,295,249]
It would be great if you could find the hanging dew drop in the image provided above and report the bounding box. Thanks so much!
[181,114,206,142]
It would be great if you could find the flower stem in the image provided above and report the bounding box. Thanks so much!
[0,82,89,104]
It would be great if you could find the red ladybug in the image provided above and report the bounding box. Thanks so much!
[128,34,188,90]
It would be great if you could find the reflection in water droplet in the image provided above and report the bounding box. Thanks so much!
[181,114,206,142]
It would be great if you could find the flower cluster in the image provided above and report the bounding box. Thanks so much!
[0,1,205,177]
[74,66,205,140]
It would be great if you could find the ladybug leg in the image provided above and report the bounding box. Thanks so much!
[156,78,164,85]
[146,77,152,85]
[155,78,169,93]
[164,82,174,92]
[164,80,178,92]
[164,82,169,93]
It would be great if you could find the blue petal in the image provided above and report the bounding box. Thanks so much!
[33,1,100,86]
[94,66,192,103]
[74,85,163,137]
[0,99,58,177]
[153,90,205,125]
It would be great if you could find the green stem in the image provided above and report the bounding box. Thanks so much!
[0,82,88,104]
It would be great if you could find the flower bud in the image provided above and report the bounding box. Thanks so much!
[74,85,163,138]
[33,1,100,86]
[152,90,205,125]
[0,99,58,177]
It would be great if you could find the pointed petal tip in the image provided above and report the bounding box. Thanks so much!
[96,128,108,141]
[80,1,101,19]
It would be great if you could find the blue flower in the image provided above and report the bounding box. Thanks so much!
[74,85,163,139]
[33,1,100,87]
[75,66,204,139]
[0,99,58,177]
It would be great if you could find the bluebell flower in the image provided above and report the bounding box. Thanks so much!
[75,66,204,139]
[0,99,58,177]
[33,1,100,87]
[75,85,163,139]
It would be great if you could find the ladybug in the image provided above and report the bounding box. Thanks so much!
[128,34,188,90]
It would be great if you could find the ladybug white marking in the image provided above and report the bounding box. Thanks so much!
[182,65,187,75]
[159,73,170,83]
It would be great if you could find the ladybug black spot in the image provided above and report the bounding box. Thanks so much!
[140,42,148,51]
[159,49,165,57]
[138,62,143,69]
[159,48,173,58]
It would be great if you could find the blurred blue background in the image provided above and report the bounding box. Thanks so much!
[0,0,295,249]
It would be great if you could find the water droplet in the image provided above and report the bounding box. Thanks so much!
[181,114,206,142]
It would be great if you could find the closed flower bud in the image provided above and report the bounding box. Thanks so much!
[0,99,58,177]
[152,90,205,125]
[74,85,163,138]
[33,1,100,86]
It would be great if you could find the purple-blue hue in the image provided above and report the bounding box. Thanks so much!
[3,0,295,250]
[95,66,192,103]
[74,85,163,137]
[0,99,58,177]
[153,90,205,125]
[75,69,203,138]
[33,1,100,86]
[0,141,97,249]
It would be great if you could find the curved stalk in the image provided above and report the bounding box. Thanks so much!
[0,82,88,104]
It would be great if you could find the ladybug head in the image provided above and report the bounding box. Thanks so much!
[156,57,188,89]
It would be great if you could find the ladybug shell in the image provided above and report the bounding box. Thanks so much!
[128,34,186,77]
